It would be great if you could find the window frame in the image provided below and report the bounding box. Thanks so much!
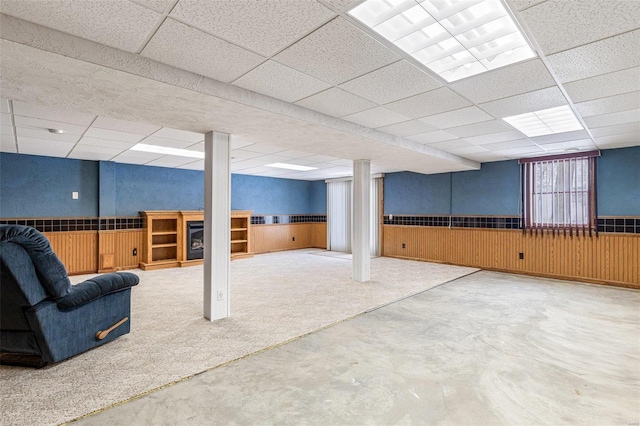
[520,150,600,237]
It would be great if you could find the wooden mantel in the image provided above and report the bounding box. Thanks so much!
[139,210,253,271]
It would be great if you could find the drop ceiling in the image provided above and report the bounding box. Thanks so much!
[0,0,638,181]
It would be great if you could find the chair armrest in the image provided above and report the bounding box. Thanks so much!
[57,272,139,310]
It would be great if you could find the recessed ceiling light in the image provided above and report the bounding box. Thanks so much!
[265,163,318,171]
[130,143,204,159]
[502,105,584,137]
[48,128,64,134]
[348,0,536,82]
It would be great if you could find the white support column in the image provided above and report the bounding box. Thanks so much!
[203,131,231,321]
[352,159,370,282]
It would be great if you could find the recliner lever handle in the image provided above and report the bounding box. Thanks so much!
[95,317,129,340]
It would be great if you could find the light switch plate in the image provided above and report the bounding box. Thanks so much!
[72,192,79,199]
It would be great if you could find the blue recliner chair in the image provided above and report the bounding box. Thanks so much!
[0,225,139,367]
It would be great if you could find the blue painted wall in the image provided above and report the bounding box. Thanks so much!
[0,153,327,217]
[384,171,451,215]
[385,147,639,216]
[114,163,204,216]
[451,160,520,215]
[0,153,98,218]
[597,146,640,215]
[99,161,116,216]
[231,174,326,214]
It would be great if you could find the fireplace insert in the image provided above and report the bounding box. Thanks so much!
[187,221,204,260]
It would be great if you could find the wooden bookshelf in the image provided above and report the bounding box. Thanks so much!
[140,210,252,270]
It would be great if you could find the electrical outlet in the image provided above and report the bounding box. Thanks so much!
[402,243,406,249]
[519,252,524,260]
[72,192,79,200]
[132,248,137,256]
[217,290,224,301]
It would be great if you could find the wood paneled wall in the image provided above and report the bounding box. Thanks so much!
[383,226,640,288]
[251,223,327,254]
[43,231,98,275]
[43,230,143,275]
[98,230,144,272]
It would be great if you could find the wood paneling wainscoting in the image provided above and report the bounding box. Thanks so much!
[251,223,327,254]
[383,226,639,288]
[41,230,143,275]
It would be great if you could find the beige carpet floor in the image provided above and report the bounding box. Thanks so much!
[0,250,477,426]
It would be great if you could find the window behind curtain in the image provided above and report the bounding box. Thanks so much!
[520,151,599,236]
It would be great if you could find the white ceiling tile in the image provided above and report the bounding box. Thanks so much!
[273,17,399,84]
[445,145,490,156]
[142,136,194,149]
[492,145,546,158]
[77,136,135,150]
[295,88,376,117]
[376,120,437,137]
[583,109,640,129]
[231,158,270,170]
[327,158,353,167]
[594,133,640,149]
[1,133,17,153]
[407,130,458,144]
[0,0,160,52]
[547,30,640,83]
[15,127,81,144]
[564,67,640,103]
[12,101,96,125]
[481,139,536,151]
[538,139,597,153]
[479,87,568,118]
[241,144,287,154]
[153,127,204,142]
[84,127,145,143]
[13,116,88,135]
[449,60,556,104]
[142,19,265,83]
[589,122,640,138]
[17,137,75,157]
[275,149,314,159]
[171,0,334,57]
[299,154,339,163]
[0,99,10,114]
[343,107,410,129]
[110,150,165,165]
[510,0,547,11]
[529,130,591,145]
[233,60,331,103]
[463,152,510,163]
[339,60,442,105]
[230,139,255,150]
[230,149,262,160]
[92,116,161,134]
[68,145,123,161]
[420,106,493,130]
[427,139,475,151]
[520,0,640,55]
[447,120,511,138]
[464,131,526,146]
[317,0,361,13]
[1,113,11,127]
[385,88,471,119]
[145,156,198,168]
[177,160,205,170]
[575,92,640,118]
[130,0,175,13]
[186,142,204,152]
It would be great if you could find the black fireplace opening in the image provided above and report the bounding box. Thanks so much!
[187,221,204,260]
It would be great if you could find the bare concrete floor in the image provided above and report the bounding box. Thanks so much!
[74,271,640,425]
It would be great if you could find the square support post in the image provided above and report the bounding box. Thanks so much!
[353,159,370,282]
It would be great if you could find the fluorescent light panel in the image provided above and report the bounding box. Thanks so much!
[130,143,204,158]
[266,163,318,171]
[348,0,536,82]
[503,105,584,137]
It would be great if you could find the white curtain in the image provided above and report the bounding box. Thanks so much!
[327,177,382,255]
[370,177,382,256]
[327,180,351,253]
